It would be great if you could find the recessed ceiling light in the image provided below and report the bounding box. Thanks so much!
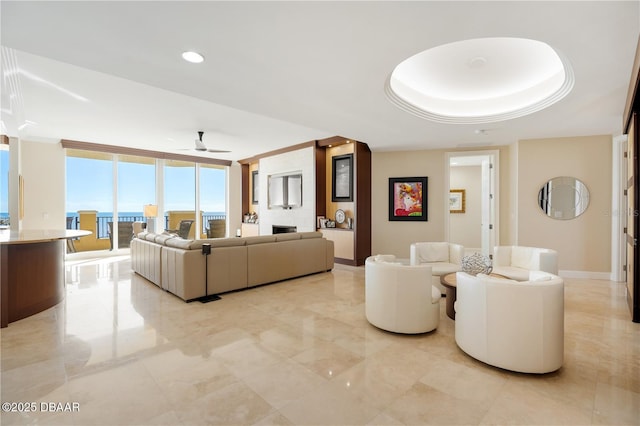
[385,37,574,124]
[182,51,204,64]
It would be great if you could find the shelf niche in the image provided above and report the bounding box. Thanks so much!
[316,137,371,266]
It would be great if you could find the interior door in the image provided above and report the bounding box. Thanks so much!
[480,157,496,257]
[626,113,639,322]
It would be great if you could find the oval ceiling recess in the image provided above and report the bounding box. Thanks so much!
[385,37,575,124]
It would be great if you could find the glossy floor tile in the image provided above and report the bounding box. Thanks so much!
[1,256,639,425]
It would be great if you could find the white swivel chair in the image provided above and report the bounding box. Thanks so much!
[410,242,464,293]
[492,246,558,281]
[455,271,564,373]
[365,255,441,334]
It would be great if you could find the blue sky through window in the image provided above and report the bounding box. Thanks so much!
[1,149,9,215]
[66,156,225,215]
[1,152,226,218]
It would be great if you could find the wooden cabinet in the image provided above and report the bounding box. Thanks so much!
[241,223,259,237]
[317,138,371,266]
[321,229,355,260]
[239,136,371,266]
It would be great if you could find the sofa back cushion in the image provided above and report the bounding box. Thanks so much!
[244,235,277,245]
[300,231,322,239]
[247,237,328,286]
[164,238,193,250]
[417,242,450,263]
[275,233,301,242]
[511,246,535,269]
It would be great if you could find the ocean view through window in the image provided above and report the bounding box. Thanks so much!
[0,146,8,226]
[66,149,227,252]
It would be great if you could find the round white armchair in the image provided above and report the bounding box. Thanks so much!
[455,271,564,373]
[365,255,441,334]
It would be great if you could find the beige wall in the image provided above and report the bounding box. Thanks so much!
[517,135,612,273]
[450,165,482,250]
[372,146,511,259]
[14,135,614,274]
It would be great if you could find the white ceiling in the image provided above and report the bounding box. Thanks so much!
[1,1,639,162]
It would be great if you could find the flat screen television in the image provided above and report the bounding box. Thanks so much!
[268,172,302,209]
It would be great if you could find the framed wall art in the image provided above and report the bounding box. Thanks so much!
[332,154,353,202]
[388,176,428,221]
[449,189,465,213]
[251,170,259,204]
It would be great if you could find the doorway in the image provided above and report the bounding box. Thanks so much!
[445,150,499,256]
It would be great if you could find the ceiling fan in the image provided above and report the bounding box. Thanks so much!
[190,131,230,153]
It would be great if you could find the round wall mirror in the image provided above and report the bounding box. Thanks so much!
[538,176,590,220]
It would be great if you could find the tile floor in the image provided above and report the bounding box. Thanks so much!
[1,256,639,425]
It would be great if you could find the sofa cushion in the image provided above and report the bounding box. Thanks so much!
[186,239,246,251]
[373,254,396,263]
[477,273,519,284]
[164,238,193,249]
[300,232,322,239]
[422,262,460,276]
[144,233,159,242]
[154,234,176,245]
[529,270,555,282]
[275,233,302,242]
[491,266,530,281]
[244,235,277,245]
[210,238,247,248]
[511,246,535,269]
[419,242,450,262]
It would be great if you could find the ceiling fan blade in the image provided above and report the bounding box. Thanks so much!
[195,131,230,153]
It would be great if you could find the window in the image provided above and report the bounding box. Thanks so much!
[164,160,196,238]
[66,149,113,252]
[200,163,226,237]
[65,146,228,251]
[117,154,156,232]
[0,146,8,227]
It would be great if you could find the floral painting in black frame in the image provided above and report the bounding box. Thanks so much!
[388,176,428,221]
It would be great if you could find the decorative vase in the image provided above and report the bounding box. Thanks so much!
[461,253,493,276]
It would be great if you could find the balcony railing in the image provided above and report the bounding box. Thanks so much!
[66,214,227,239]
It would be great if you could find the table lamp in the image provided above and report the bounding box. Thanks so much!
[143,204,158,233]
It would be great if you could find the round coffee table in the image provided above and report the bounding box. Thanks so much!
[440,272,508,320]
[440,273,460,320]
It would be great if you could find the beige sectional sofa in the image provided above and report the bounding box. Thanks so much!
[131,231,334,301]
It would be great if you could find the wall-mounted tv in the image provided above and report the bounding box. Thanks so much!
[268,172,302,209]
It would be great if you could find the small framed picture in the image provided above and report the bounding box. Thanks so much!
[449,189,466,213]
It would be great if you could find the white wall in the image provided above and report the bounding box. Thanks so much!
[227,162,243,238]
[258,146,316,234]
[20,140,66,230]
[450,165,482,249]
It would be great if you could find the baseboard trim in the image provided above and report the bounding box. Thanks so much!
[558,270,613,280]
